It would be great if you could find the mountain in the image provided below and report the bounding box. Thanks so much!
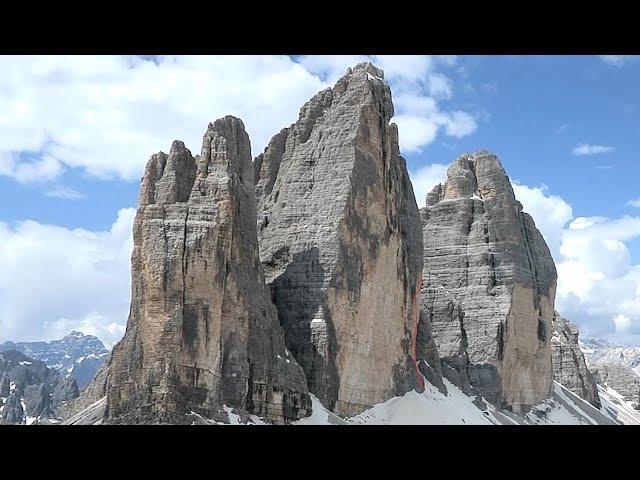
[419,151,556,412]
[580,337,640,372]
[0,350,79,424]
[103,117,310,424]
[551,312,600,408]
[579,336,640,409]
[63,61,638,425]
[255,62,422,416]
[0,331,109,389]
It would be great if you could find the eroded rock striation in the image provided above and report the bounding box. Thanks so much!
[551,312,600,408]
[420,151,556,412]
[103,117,310,424]
[254,62,424,417]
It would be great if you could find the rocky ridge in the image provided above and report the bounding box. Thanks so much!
[0,350,79,424]
[579,337,640,409]
[550,312,600,408]
[419,151,556,412]
[0,331,109,390]
[254,62,424,417]
[102,117,310,424]
[62,62,629,425]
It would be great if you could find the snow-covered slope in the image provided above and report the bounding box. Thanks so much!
[63,378,639,425]
[300,380,624,425]
[579,336,640,408]
[597,385,640,425]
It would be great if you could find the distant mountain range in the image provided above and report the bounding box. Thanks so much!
[580,337,640,373]
[1,349,78,424]
[0,332,109,389]
[579,337,640,409]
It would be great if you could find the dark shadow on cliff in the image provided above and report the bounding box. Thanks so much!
[267,247,340,412]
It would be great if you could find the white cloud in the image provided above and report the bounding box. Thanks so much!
[614,314,632,332]
[572,143,615,156]
[45,186,84,200]
[598,55,635,67]
[627,197,640,208]
[0,55,479,184]
[0,55,325,183]
[0,208,135,348]
[394,115,440,153]
[555,215,640,343]
[295,55,370,84]
[556,124,569,134]
[408,163,449,208]
[0,151,63,183]
[497,180,640,344]
[513,183,573,260]
[441,111,477,138]
[427,73,453,99]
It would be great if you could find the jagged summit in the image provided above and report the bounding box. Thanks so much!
[254,62,423,416]
[427,150,510,205]
[102,115,311,424]
[420,149,557,412]
[59,63,630,426]
[0,332,109,391]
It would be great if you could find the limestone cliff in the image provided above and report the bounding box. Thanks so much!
[551,312,600,408]
[103,117,310,424]
[255,62,424,417]
[420,151,556,412]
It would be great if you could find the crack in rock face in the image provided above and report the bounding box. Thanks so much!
[419,151,557,413]
[102,117,310,425]
[254,62,424,417]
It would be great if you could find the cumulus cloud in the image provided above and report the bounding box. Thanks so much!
[0,55,479,185]
[0,151,63,183]
[508,183,640,345]
[627,197,640,208]
[0,208,135,348]
[513,183,573,260]
[572,143,616,156]
[554,215,640,344]
[0,55,325,183]
[598,55,635,67]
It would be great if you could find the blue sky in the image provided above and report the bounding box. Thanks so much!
[1,55,639,347]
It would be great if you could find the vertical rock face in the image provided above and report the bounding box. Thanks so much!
[550,312,600,408]
[420,151,556,412]
[104,116,310,424]
[254,62,423,417]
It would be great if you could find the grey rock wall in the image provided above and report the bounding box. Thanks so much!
[103,117,310,424]
[420,151,556,412]
[551,312,600,408]
[255,62,425,417]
